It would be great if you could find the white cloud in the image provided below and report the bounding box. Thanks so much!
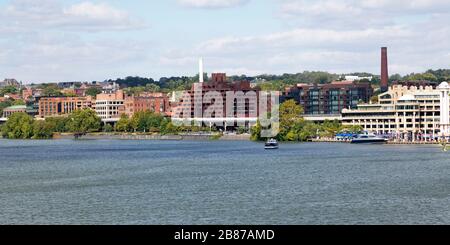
[0,0,145,33]
[193,26,414,57]
[178,0,249,9]
[0,1,150,82]
[281,0,450,16]
[279,0,450,29]
[162,17,449,76]
[0,34,152,82]
[1,0,449,82]
[158,0,450,76]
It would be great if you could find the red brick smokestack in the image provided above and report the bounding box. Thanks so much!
[381,47,389,93]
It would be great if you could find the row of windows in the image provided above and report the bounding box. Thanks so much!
[96,101,124,105]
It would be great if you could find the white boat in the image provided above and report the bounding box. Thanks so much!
[265,139,279,149]
[351,134,388,144]
[441,141,449,152]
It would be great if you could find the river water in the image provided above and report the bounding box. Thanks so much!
[0,139,449,224]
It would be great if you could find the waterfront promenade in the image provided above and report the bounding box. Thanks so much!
[311,138,444,145]
[15,132,447,145]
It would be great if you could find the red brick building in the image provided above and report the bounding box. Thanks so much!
[38,97,94,118]
[22,87,34,101]
[172,73,265,128]
[124,93,170,118]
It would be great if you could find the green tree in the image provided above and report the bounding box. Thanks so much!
[250,121,263,141]
[1,112,34,139]
[130,111,146,132]
[279,100,304,139]
[13,99,26,106]
[145,83,160,93]
[63,91,78,97]
[298,122,319,141]
[116,114,132,132]
[319,120,342,138]
[160,120,180,135]
[45,117,70,133]
[32,120,54,139]
[0,100,13,116]
[370,95,379,104]
[0,86,18,96]
[67,109,101,136]
[40,84,63,97]
[85,87,102,97]
[103,124,114,132]
[130,111,165,133]
[405,73,438,82]
[284,130,299,141]
[389,74,403,82]
[341,125,363,133]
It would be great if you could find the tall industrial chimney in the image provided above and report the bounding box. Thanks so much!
[199,58,204,83]
[381,47,389,93]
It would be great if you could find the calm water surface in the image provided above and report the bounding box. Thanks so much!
[0,139,449,225]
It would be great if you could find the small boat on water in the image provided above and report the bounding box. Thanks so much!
[265,139,279,149]
[351,134,388,144]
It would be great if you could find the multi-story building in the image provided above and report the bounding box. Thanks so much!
[22,87,34,101]
[282,81,373,115]
[172,72,264,129]
[341,83,450,141]
[2,105,27,118]
[95,90,125,122]
[124,93,169,118]
[38,97,94,118]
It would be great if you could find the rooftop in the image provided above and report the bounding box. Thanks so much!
[4,105,27,110]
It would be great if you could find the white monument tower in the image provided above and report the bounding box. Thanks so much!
[438,82,450,137]
[199,58,204,83]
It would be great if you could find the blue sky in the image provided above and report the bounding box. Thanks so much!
[0,0,449,83]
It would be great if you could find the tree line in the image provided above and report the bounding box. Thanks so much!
[115,112,218,135]
[1,109,101,139]
[0,109,216,139]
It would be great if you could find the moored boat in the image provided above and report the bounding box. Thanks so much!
[351,134,388,144]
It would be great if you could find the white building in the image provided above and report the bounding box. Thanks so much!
[95,90,125,123]
[345,75,373,82]
[342,82,450,141]
[439,82,450,136]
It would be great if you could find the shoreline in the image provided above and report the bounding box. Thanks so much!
[0,134,444,145]
[52,133,252,141]
[310,139,443,146]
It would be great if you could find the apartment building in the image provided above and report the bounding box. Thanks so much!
[95,90,125,122]
[38,97,93,118]
[172,73,262,129]
[282,81,373,115]
[341,84,448,140]
[124,93,169,118]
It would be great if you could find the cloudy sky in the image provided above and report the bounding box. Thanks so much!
[0,0,449,83]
